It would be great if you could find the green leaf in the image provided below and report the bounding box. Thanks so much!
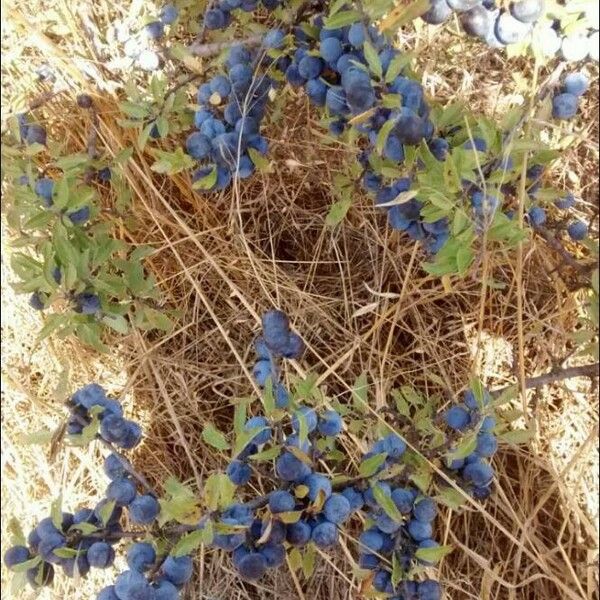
[192,166,217,190]
[233,399,248,435]
[359,452,387,477]
[69,522,98,535]
[171,525,213,557]
[381,0,431,31]
[325,197,352,226]
[372,484,403,522]
[101,314,129,335]
[119,101,151,119]
[447,433,478,461]
[436,487,467,510]
[385,53,413,83]
[363,40,382,79]
[247,147,272,173]
[376,119,396,155]
[302,543,316,578]
[50,495,63,530]
[415,544,453,563]
[151,147,195,175]
[97,499,116,526]
[261,378,275,416]
[54,178,69,209]
[10,556,42,573]
[500,429,533,445]
[248,445,281,461]
[53,547,81,559]
[352,371,369,412]
[491,385,517,407]
[288,547,302,572]
[17,429,55,445]
[8,518,26,547]
[323,9,362,28]
[202,423,230,451]
[203,473,221,511]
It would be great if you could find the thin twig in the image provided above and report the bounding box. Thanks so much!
[188,34,263,57]
[492,362,599,397]
[534,225,596,275]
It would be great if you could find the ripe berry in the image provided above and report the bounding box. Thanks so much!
[567,220,588,241]
[129,495,160,524]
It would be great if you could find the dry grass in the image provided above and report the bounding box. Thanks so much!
[1,1,599,599]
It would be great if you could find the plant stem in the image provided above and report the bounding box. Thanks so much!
[492,362,599,397]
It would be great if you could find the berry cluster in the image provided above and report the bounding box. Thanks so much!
[97,546,192,600]
[552,71,590,120]
[3,504,122,590]
[273,15,453,253]
[3,383,193,600]
[144,3,180,40]
[203,0,281,31]
[444,388,498,499]
[251,309,304,405]
[189,42,277,191]
[354,434,442,598]
[523,162,590,244]
[423,0,598,62]
[66,384,142,449]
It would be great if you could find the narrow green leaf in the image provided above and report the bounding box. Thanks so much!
[363,40,382,79]
[50,495,63,530]
[97,499,116,526]
[372,484,403,522]
[415,544,453,563]
[323,9,362,28]
[202,423,230,451]
[325,197,352,226]
[500,429,533,445]
[435,487,467,510]
[359,452,387,477]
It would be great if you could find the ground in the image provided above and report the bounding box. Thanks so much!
[1,1,598,599]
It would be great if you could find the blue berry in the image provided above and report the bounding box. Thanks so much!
[567,220,588,241]
[127,542,156,572]
[264,29,285,49]
[145,21,164,39]
[463,460,494,487]
[245,415,271,445]
[303,472,332,501]
[358,528,384,552]
[528,206,546,227]
[563,72,589,97]
[391,487,417,513]
[160,4,179,24]
[29,292,45,311]
[292,406,317,433]
[236,552,267,580]
[510,0,543,23]
[408,518,433,541]
[25,124,47,146]
[35,177,54,206]
[106,478,137,506]
[259,543,285,568]
[204,8,229,30]
[68,206,91,225]
[476,432,498,457]
[269,490,296,513]
[115,570,153,599]
[552,93,578,120]
[275,452,311,481]
[4,546,30,569]
[311,521,338,548]
[317,410,343,436]
[87,542,115,568]
[129,494,160,524]
[161,555,193,585]
[413,497,437,522]
[227,460,252,485]
[323,493,351,524]
[286,520,312,546]
[444,405,470,431]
